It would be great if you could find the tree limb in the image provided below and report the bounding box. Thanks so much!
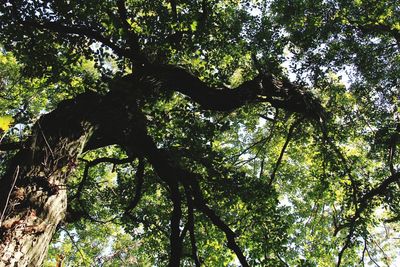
[136,64,324,120]
[125,158,145,213]
[168,181,183,267]
[59,227,89,265]
[125,129,250,266]
[115,0,147,65]
[188,182,250,267]
[22,18,134,60]
[269,117,303,187]
[335,171,400,265]
[74,156,134,201]
[184,186,201,267]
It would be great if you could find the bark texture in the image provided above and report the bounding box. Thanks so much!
[0,92,101,266]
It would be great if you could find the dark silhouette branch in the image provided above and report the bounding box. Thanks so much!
[335,171,400,265]
[115,0,147,65]
[337,237,351,267]
[128,130,250,267]
[388,123,399,176]
[188,182,249,267]
[365,244,381,267]
[170,0,178,20]
[125,158,145,214]
[184,186,201,267]
[359,237,367,265]
[276,252,289,267]
[136,64,324,119]
[22,18,134,60]
[69,156,134,223]
[269,117,303,187]
[168,181,183,267]
[12,3,324,120]
[74,156,134,201]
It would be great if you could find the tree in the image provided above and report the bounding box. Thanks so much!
[0,0,398,266]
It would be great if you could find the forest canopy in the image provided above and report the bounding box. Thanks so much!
[0,0,399,266]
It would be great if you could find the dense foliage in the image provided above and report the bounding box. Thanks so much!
[0,0,399,266]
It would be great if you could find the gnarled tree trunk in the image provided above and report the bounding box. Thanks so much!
[0,92,101,266]
[0,65,323,266]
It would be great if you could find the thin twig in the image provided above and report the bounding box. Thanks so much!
[359,237,367,265]
[0,165,20,227]
[37,121,54,159]
[60,227,90,265]
[365,244,381,267]
[72,156,134,223]
[187,181,249,267]
[276,252,289,267]
[269,117,303,187]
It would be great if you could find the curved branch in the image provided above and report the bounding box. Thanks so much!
[188,182,249,267]
[335,171,400,265]
[133,132,250,267]
[135,64,325,120]
[15,4,323,120]
[125,158,145,213]
[70,156,134,223]
[338,171,400,233]
[74,156,134,201]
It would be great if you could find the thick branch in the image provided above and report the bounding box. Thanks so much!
[137,64,324,119]
[129,131,250,267]
[358,172,400,211]
[16,4,323,119]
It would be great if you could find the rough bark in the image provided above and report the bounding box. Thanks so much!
[0,79,150,266]
[0,92,101,267]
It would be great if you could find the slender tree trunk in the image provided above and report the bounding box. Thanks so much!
[0,92,101,266]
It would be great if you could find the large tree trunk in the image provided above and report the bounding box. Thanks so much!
[0,92,101,267]
[0,67,321,265]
